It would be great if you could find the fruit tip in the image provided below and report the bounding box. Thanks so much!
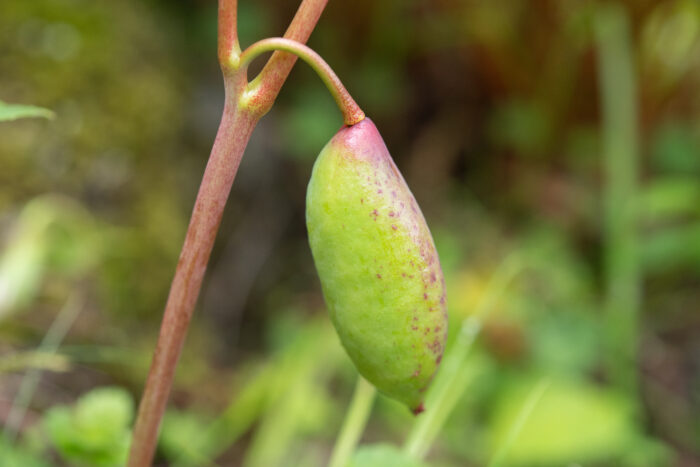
[412,403,425,415]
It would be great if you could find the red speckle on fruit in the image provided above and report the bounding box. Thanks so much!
[378,189,383,194]
[436,355,442,364]
[428,337,443,354]
[402,273,406,277]
[430,272,436,283]
[413,404,425,415]
[391,225,397,230]
[423,293,428,300]
[389,211,395,217]
[360,198,364,204]
[376,273,382,279]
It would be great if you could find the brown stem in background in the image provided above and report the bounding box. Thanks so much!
[128,0,329,465]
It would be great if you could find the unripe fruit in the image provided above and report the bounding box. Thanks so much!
[306,118,448,413]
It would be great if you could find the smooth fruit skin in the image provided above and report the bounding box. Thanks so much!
[306,118,448,412]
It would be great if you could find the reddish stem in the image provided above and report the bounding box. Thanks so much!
[128,77,255,467]
[128,0,329,465]
[252,0,329,115]
[218,0,240,68]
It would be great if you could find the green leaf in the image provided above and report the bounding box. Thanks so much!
[0,436,49,467]
[43,387,133,467]
[160,410,213,466]
[0,100,54,122]
[642,223,700,273]
[350,444,428,467]
[639,178,700,222]
[488,377,636,466]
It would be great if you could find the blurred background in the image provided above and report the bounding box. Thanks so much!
[1,0,699,465]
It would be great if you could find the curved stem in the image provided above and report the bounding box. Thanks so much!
[241,38,365,126]
[329,376,376,467]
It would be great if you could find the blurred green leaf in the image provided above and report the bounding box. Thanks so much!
[488,377,636,466]
[43,387,133,467]
[0,231,46,318]
[0,100,54,122]
[642,223,700,273]
[0,437,49,467]
[0,195,98,318]
[160,410,214,467]
[350,444,427,467]
[650,123,700,174]
[640,178,700,221]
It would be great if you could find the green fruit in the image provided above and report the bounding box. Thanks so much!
[306,118,448,413]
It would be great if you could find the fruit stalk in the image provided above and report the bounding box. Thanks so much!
[241,38,365,125]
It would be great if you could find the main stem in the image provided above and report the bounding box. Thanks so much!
[128,1,336,464]
[128,80,256,467]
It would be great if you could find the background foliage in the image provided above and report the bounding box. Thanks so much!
[0,0,698,465]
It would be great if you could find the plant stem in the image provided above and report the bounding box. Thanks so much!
[328,376,376,467]
[403,257,523,460]
[486,379,550,467]
[218,0,240,67]
[129,85,257,467]
[128,0,330,465]
[594,3,640,397]
[242,38,365,125]
[254,0,329,104]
